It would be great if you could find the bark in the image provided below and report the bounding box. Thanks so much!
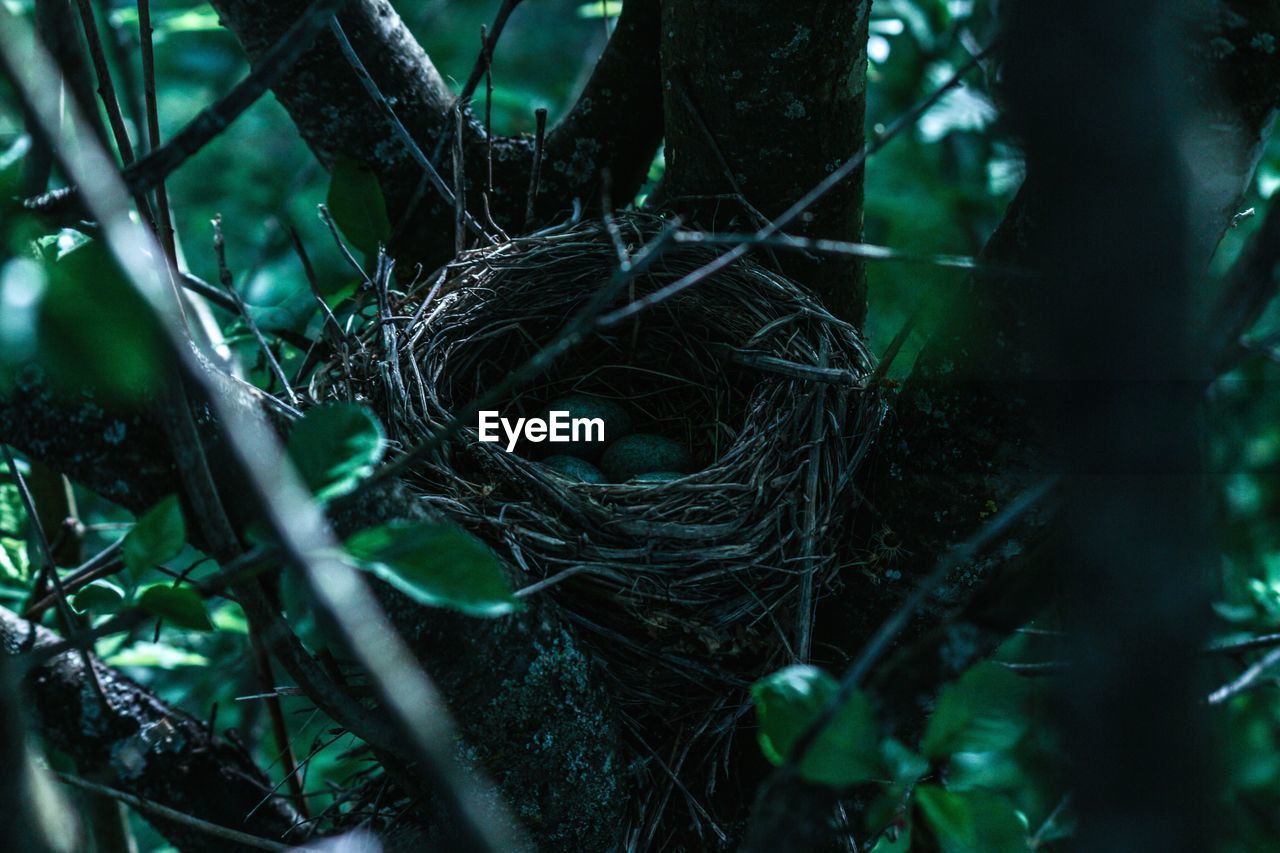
[0,365,631,850]
[0,606,299,852]
[206,0,661,263]
[659,0,871,325]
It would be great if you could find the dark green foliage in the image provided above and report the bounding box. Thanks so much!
[137,584,214,631]
[750,664,880,787]
[345,519,518,617]
[122,495,186,579]
[286,401,385,501]
[326,156,392,256]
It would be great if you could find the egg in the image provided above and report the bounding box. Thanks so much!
[601,434,693,482]
[542,454,607,484]
[541,394,633,460]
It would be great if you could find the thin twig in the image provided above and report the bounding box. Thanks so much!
[72,0,153,222]
[23,537,125,620]
[674,229,1005,273]
[137,0,176,263]
[2,445,109,707]
[1208,644,1280,705]
[26,0,346,212]
[454,103,468,257]
[598,47,994,329]
[177,270,319,353]
[1206,632,1280,655]
[794,341,829,661]
[483,25,494,195]
[250,634,309,818]
[786,476,1056,769]
[213,216,299,406]
[429,0,523,166]
[327,18,492,244]
[72,0,135,165]
[18,548,275,671]
[287,226,345,341]
[525,107,547,228]
[868,306,922,385]
[456,0,524,108]
[55,772,289,852]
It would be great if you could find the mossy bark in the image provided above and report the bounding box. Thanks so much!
[659,0,872,326]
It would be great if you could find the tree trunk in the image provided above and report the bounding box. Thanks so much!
[660,0,871,325]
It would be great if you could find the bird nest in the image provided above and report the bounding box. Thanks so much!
[316,212,882,823]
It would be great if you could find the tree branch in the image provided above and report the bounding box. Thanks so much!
[659,0,872,325]
[206,0,662,265]
[0,605,300,852]
[0,367,632,850]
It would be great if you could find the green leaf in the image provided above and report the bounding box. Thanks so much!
[913,786,1027,853]
[106,641,209,669]
[123,495,186,579]
[326,157,391,255]
[137,584,213,631]
[0,538,27,580]
[34,238,164,400]
[0,481,26,535]
[344,520,517,617]
[286,403,385,501]
[750,664,880,787]
[576,0,621,18]
[922,662,1031,759]
[71,580,125,614]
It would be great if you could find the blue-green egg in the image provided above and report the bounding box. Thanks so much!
[601,434,693,482]
[542,454,607,484]
[541,393,633,460]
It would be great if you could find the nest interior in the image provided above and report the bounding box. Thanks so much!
[328,213,883,836]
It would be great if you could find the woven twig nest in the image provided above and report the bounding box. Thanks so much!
[346,214,883,719]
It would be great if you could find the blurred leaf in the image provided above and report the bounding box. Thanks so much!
[344,520,517,617]
[923,662,1031,759]
[750,664,880,787]
[0,259,47,368]
[0,538,28,580]
[577,0,621,18]
[913,786,1027,853]
[123,495,186,579]
[106,641,210,669]
[137,584,213,631]
[286,403,385,501]
[29,238,163,400]
[0,478,26,535]
[0,134,29,197]
[326,157,391,255]
[869,831,910,853]
[918,82,996,143]
[867,737,931,830]
[109,6,222,34]
[72,579,125,614]
[210,601,250,634]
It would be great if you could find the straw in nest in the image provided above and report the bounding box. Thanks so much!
[315,212,884,839]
